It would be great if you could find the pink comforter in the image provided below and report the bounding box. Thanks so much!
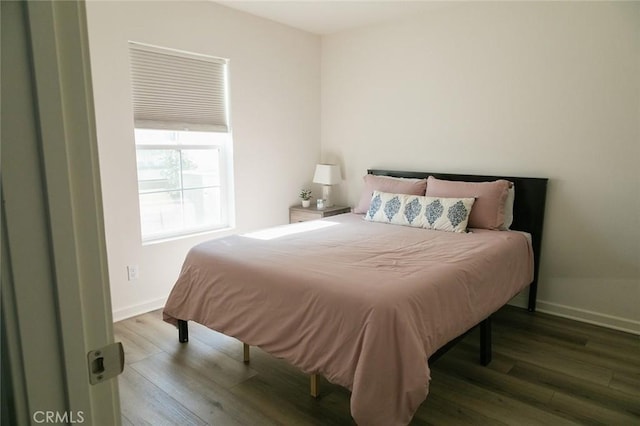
[163,213,533,425]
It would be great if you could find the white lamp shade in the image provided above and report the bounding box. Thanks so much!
[313,164,341,185]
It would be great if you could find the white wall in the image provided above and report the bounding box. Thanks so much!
[321,2,640,333]
[86,1,320,320]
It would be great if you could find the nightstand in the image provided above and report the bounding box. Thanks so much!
[289,204,351,223]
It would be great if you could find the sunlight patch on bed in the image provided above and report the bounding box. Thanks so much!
[242,220,339,240]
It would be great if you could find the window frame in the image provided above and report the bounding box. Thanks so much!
[134,130,233,243]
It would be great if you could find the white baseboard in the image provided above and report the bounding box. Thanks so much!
[112,297,166,323]
[535,300,640,336]
[507,293,639,335]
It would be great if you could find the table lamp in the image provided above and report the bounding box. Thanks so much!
[313,164,341,208]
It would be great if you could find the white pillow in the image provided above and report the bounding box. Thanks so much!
[423,196,475,233]
[500,184,515,230]
[365,191,427,228]
[365,191,475,233]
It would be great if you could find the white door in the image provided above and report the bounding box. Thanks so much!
[2,1,121,424]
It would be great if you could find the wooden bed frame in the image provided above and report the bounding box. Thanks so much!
[176,169,548,398]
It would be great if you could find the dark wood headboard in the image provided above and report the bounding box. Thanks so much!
[368,169,548,312]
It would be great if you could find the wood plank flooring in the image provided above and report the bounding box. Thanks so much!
[114,306,639,425]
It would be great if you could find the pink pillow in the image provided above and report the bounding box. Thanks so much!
[354,175,427,214]
[425,176,510,230]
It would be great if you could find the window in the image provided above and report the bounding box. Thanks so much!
[129,43,233,241]
[135,129,231,240]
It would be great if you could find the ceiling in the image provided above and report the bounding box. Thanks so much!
[217,1,454,35]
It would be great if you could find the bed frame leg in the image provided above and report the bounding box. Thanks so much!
[528,280,538,312]
[178,320,189,343]
[480,316,492,366]
[310,374,320,398]
[243,343,250,363]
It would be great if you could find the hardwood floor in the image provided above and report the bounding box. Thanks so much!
[114,306,640,425]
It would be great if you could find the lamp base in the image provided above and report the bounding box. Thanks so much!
[322,185,333,207]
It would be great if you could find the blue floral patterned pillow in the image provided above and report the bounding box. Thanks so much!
[423,196,475,233]
[365,191,427,228]
[365,191,475,233]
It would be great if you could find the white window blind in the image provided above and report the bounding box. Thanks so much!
[129,42,229,132]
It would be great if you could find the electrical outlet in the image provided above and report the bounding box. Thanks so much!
[127,265,139,281]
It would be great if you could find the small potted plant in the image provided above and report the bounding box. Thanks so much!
[299,189,312,208]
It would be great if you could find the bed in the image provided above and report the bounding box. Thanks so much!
[163,169,548,425]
